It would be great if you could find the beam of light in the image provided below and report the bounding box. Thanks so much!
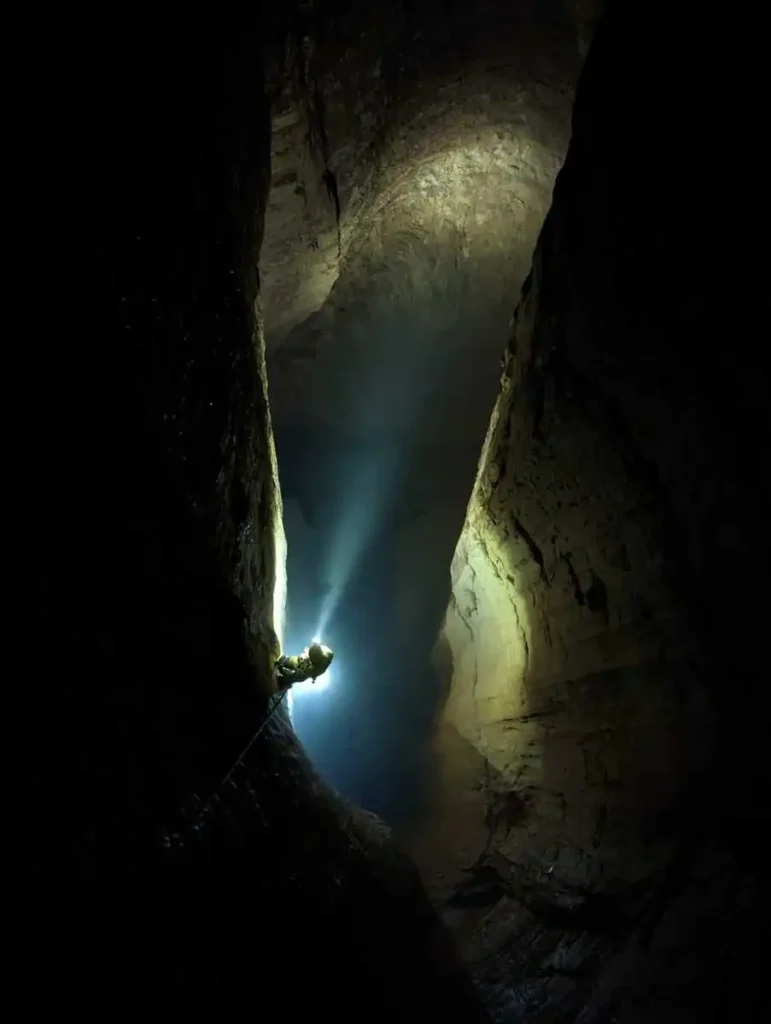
[314,443,402,638]
[274,130,557,644]
[275,130,558,712]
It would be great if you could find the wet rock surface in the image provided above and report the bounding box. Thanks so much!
[414,6,769,1020]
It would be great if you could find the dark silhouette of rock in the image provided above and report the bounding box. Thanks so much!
[26,8,490,1020]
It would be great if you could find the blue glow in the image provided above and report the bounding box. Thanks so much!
[281,621,338,708]
[313,446,402,638]
[293,665,333,695]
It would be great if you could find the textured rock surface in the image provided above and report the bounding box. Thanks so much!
[264,4,585,825]
[262,0,584,354]
[27,11,489,1020]
[414,6,769,1020]
[27,3,769,1020]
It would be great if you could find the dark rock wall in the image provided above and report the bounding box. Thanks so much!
[27,10,489,1019]
[36,8,278,860]
[418,5,769,1020]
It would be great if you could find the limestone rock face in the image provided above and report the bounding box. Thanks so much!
[415,8,769,1019]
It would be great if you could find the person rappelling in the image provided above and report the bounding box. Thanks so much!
[275,641,334,689]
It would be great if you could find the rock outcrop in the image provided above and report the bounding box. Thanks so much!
[418,5,769,1019]
[27,10,489,1020]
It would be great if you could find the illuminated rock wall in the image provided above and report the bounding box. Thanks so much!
[267,6,583,773]
[422,8,768,1019]
[262,0,582,351]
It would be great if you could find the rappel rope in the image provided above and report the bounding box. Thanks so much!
[161,686,289,848]
[219,688,289,790]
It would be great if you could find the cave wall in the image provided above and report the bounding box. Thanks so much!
[261,0,582,348]
[263,4,584,821]
[36,11,280,847]
[418,6,769,1019]
[28,10,490,1019]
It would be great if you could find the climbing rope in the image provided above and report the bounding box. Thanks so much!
[160,686,290,850]
[219,687,289,790]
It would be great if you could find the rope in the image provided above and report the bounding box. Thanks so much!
[219,687,289,789]
[163,687,290,847]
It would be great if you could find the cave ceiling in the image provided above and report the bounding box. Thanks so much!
[260,1,599,427]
